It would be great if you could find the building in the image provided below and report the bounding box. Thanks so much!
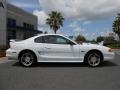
[0,0,7,45]
[0,0,42,45]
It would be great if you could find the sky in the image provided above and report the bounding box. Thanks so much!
[7,0,120,40]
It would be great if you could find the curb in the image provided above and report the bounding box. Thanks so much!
[112,50,120,55]
[111,48,120,50]
[0,57,12,64]
[0,57,7,60]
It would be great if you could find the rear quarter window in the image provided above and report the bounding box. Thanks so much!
[34,37,43,43]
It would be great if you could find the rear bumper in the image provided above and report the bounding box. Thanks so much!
[6,49,18,60]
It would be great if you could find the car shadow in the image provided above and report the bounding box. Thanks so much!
[12,62,87,68]
[100,61,118,67]
[35,62,87,67]
[12,61,118,68]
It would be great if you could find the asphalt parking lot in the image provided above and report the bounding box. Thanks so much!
[0,52,120,90]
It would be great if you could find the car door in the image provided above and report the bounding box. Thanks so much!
[41,35,80,61]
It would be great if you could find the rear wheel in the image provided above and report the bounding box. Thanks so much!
[19,52,36,67]
[85,51,103,67]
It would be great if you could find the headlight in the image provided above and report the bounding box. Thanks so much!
[108,49,113,52]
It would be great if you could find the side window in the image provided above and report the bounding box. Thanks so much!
[55,36,68,44]
[34,36,43,43]
[55,36,75,45]
[43,35,56,44]
[43,35,74,45]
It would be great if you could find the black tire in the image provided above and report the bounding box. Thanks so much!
[85,51,103,67]
[19,51,37,67]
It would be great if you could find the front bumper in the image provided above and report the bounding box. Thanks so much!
[104,52,115,60]
[6,49,18,60]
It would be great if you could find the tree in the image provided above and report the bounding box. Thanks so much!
[113,13,120,40]
[46,11,64,34]
[104,37,114,42]
[75,35,86,43]
[103,36,115,46]
[96,36,114,42]
[96,36,105,42]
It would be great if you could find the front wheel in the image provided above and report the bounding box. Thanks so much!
[85,51,103,67]
[19,52,36,67]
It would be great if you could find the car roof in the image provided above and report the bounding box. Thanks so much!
[37,34,64,36]
[28,34,78,45]
[32,34,67,39]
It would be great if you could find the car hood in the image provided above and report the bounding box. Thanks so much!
[78,43,110,52]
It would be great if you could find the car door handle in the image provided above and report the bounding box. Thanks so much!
[45,47,51,49]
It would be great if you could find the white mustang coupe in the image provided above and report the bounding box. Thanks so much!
[6,34,115,67]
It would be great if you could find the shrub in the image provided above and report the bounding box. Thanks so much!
[107,43,120,48]
[75,35,86,43]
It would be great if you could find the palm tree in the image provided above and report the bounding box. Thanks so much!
[113,13,120,40]
[46,11,64,34]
